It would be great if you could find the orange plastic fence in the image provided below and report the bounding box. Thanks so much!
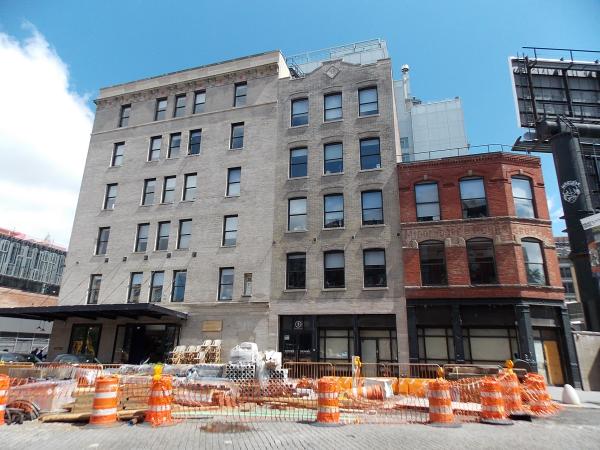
[0,374,9,426]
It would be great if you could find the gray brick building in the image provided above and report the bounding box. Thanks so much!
[39,43,406,365]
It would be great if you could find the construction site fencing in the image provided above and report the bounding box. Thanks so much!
[2,362,561,426]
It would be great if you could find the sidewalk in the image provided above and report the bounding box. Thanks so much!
[548,385,600,408]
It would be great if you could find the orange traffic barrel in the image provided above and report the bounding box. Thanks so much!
[428,378,460,428]
[146,375,174,427]
[480,378,513,425]
[314,377,342,426]
[0,374,9,426]
[500,367,527,418]
[523,373,558,416]
[351,384,384,401]
[89,375,119,426]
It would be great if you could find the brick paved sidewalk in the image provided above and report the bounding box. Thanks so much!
[3,409,600,450]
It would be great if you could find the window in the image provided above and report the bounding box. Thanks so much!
[324,143,343,174]
[219,268,234,300]
[177,219,192,249]
[563,281,576,295]
[96,227,110,255]
[460,178,488,218]
[243,273,253,296]
[111,143,124,167]
[419,240,447,285]
[560,266,572,279]
[193,90,206,114]
[68,325,101,357]
[512,177,535,218]
[415,183,440,221]
[288,197,307,231]
[324,93,342,121]
[361,190,383,225]
[87,275,102,304]
[149,271,164,302]
[364,249,387,287]
[289,147,308,178]
[171,270,187,302]
[400,137,409,150]
[149,136,161,161]
[183,173,197,201]
[319,328,354,362]
[142,178,156,205]
[119,105,131,127]
[291,98,308,126]
[174,94,186,117]
[168,133,181,158]
[417,328,454,364]
[359,86,378,116]
[234,82,247,107]
[156,222,170,251]
[155,98,167,120]
[522,239,547,285]
[135,223,149,252]
[466,238,497,284]
[230,123,244,149]
[104,184,117,210]
[360,138,381,170]
[188,129,202,155]
[227,167,241,196]
[324,251,345,288]
[222,215,238,246]
[162,176,176,203]
[324,194,344,228]
[286,253,306,289]
[128,272,143,303]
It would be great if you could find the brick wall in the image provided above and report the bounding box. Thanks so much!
[397,152,564,301]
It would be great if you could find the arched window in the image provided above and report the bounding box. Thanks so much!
[522,238,547,285]
[512,176,536,218]
[459,177,488,218]
[415,182,440,222]
[466,238,497,284]
[419,240,447,285]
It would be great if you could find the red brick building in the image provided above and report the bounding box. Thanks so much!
[398,152,580,387]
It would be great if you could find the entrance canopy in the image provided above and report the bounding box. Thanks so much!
[0,303,187,322]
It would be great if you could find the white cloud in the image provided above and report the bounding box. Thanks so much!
[0,26,93,247]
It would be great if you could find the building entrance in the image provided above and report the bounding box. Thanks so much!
[112,323,180,364]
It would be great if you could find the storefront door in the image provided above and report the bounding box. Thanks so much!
[112,324,179,364]
[533,328,565,386]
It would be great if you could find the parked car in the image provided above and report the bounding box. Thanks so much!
[53,354,101,364]
[0,352,31,363]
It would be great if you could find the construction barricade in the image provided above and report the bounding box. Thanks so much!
[89,376,119,426]
[0,374,8,426]
[315,377,340,425]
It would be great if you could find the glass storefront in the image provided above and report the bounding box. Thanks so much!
[68,324,101,357]
[112,323,180,364]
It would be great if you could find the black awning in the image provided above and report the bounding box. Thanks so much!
[0,303,187,321]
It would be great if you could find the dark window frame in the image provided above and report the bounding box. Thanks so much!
[234,82,247,107]
[218,267,234,301]
[111,142,124,167]
[183,173,197,201]
[466,237,497,284]
[119,105,131,127]
[155,98,168,121]
[128,272,143,303]
[459,177,488,219]
[419,240,447,286]
[148,136,162,161]
[162,176,176,203]
[324,142,343,174]
[177,219,192,250]
[188,129,202,155]
[361,190,384,225]
[68,324,102,357]
[363,248,387,287]
[104,184,117,210]
[286,253,306,290]
[359,137,381,170]
[522,238,548,286]
[415,182,441,222]
[230,123,244,149]
[171,270,187,302]
[291,98,309,126]
[156,221,170,251]
[142,178,156,206]
[168,133,181,158]
[222,215,238,246]
[324,193,344,228]
[174,94,186,117]
[512,176,537,218]
[324,92,342,121]
[358,86,379,116]
[324,250,345,289]
[227,167,241,197]
[289,147,308,178]
[135,223,150,252]
[288,197,307,231]
[96,227,110,255]
[87,274,102,305]
[149,271,164,303]
[193,90,206,114]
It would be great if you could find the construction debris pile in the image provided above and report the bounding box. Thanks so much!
[0,346,562,427]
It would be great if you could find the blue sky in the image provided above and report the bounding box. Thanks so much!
[1,0,599,244]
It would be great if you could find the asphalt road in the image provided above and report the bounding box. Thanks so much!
[3,408,600,449]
